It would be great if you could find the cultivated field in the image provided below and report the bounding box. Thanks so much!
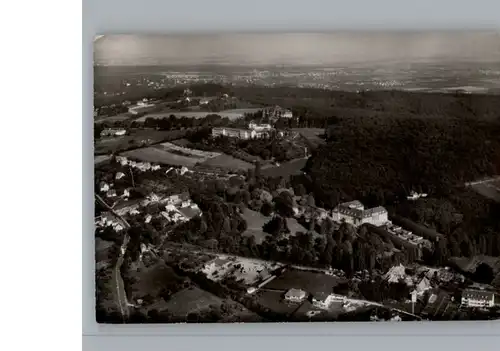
[135,108,263,122]
[264,269,346,296]
[120,147,201,167]
[240,208,272,244]
[158,142,221,159]
[94,129,190,155]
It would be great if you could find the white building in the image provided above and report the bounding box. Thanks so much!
[212,127,256,140]
[313,293,347,308]
[100,128,127,137]
[248,121,272,131]
[115,172,125,180]
[461,289,495,308]
[284,288,307,303]
[99,182,110,192]
[331,200,388,227]
[407,191,428,201]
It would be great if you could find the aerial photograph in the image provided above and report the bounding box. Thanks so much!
[94,32,500,324]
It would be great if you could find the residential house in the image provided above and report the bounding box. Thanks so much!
[115,172,125,180]
[99,182,110,193]
[461,289,495,308]
[264,105,293,119]
[331,200,388,227]
[106,189,117,198]
[313,293,347,308]
[284,288,307,303]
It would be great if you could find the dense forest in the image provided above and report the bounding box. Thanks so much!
[305,116,500,208]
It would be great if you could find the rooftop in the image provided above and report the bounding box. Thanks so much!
[285,288,307,299]
[462,289,495,300]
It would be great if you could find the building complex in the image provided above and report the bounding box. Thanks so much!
[331,200,388,227]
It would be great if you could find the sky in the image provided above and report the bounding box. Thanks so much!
[93,32,500,66]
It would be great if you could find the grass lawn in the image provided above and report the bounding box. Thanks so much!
[120,147,201,166]
[95,129,189,155]
[265,269,345,296]
[261,158,307,178]
[254,290,299,315]
[240,208,272,244]
[199,153,254,171]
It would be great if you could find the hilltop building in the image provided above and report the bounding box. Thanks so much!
[212,121,273,140]
[331,200,388,227]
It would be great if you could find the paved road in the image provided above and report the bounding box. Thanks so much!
[95,194,131,321]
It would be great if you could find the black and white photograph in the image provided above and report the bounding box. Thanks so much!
[94,32,500,324]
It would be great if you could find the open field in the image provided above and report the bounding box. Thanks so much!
[95,113,134,124]
[292,300,344,321]
[120,147,201,166]
[169,138,191,147]
[254,290,300,315]
[157,142,221,159]
[199,153,254,171]
[285,217,315,238]
[129,262,185,303]
[292,128,326,148]
[164,286,262,322]
[95,129,190,155]
[240,208,272,244]
[164,287,224,316]
[135,108,263,122]
[261,157,308,178]
[265,269,346,296]
[94,154,112,165]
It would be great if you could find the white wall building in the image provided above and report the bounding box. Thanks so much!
[284,288,307,303]
[100,128,127,137]
[461,289,495,308]
[331,200,388,227]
